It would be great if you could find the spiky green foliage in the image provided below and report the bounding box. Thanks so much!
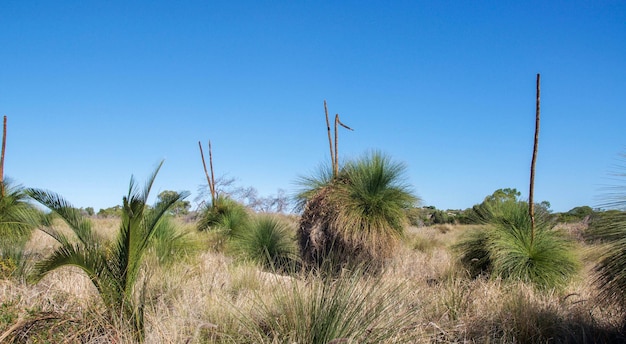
[149,215,200,265]
[591,212,626,312]
[590,154,626,313]
[294,163,335,211]
[230,215,297,271]
[0,181,39,245]
[332,153,418,253]
[454,228,492,278]
[242,268,418,343]
[27,162,188,342]
[197,195,250,236]
[297,152,418,269]
[455,201,579,290]
[0,180,41,279]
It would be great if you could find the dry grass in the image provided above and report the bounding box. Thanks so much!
[1,219,624,343]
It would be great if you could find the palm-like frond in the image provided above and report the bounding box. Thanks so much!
[0,180,41,278]
[29,161,187,342]
[31,242,121,307]
[0,181,40,243]
[26,188,95,246]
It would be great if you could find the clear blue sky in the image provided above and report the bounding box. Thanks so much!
[1,1,625,212]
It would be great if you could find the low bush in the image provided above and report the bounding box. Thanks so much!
[454,201,579,290]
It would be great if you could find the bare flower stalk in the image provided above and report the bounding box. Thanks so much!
[208,140,216,205]
[0,116,6,197]
[334,114,353,176]
[322,101,354,177]
[325,100,335,173]
[199,140,216,206]
[529,73,541,240]
[334,114,339,176]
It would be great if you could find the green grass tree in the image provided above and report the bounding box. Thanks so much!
[230,215,298,271]
[196,195,250,235]
[454,195,579,290]
[590,153,626,317]
[26,162,188,342]
[297,151,418,271]
[456,75,578,290]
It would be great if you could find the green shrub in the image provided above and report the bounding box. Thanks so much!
[197,196,250,236]
[149,216,201,265]
[454,201,579,290]
[230,215,298,271]
[589,209,626,314]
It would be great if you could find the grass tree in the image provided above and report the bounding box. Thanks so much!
[455,75,579,289]
[27,162,188,342]
[590,153,626,316]
[230,215,298,271]
[454,200,579,289]
[297,151,418,271]
[197,195,250,235]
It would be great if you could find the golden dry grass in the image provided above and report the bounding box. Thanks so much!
[1,219,624,343]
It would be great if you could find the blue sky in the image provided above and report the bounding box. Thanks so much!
[1,1,625,212]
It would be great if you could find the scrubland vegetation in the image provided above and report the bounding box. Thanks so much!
[1,100,626,343]
[1,155,626,343]
[2,212,625,343]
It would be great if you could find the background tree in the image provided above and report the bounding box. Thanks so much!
[157,190,191,216]
[84,207,95,216]
[97,205,123,218]
[556,205,595,223]
[484,188,521,204]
